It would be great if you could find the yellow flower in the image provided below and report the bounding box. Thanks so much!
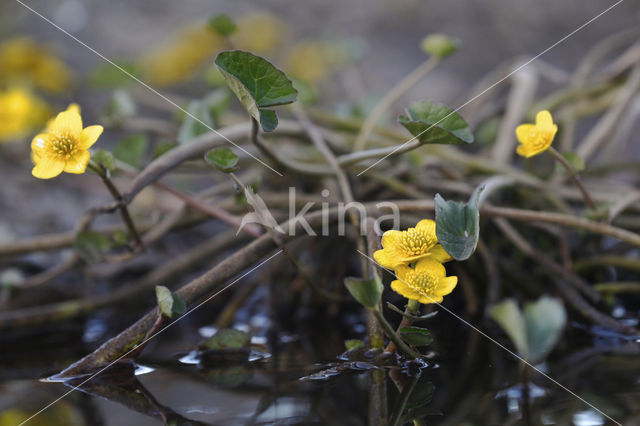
[391,258,457,304]
[373,219,451,269]
[31,104,103,179]
[0,37,72,94]
[0,87,50,142]
[515,110,558,158]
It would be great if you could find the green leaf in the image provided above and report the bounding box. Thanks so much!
[344,339,365,351]
[490,297,566,364]
[215,50,297,131]
[202,328,251,350]
[434,185,483,261]
[386,302,438,322]
[399,101,473,145]
[344,275,384,309]
[155,286,186,319]
[112,229,128,246]
[208,14,237,37]
[205,147,239,173]
[290,77,317,106]
[75,231,112,263]
[155,285,174,318]
[89,62,141,88]
[490,299,529,358]
[114,134,148,168]
[523,296,566,364]
[555,152,585,175]
[92,149,115,172]
[104,89,137,120]
[420,34,459,59]
[406,379,435,409]
[152,141,177,159]
[399,326,433,346]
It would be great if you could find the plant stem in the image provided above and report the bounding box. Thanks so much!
[372,308,421,359]
[547,146,596,211]
[89,162,143,249]
[353,56,440,151]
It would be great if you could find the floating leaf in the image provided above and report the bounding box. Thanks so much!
[523,296,566,364]
[399,101,473,145]
[399,326,433,346]
[435,185,483,261]
[202,328,251,350]
[91,149,115,172]
[215,50,297,131]
[420,34,459,59]
[75,231,112,263]
[345,339,365,351]
[114,134,148,168]
[205,147,239,173]
[208,14,237,37]
[386,302,438,322]
[344,276,384,309]
[155,286,186,319]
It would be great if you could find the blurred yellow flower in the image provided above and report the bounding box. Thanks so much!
[0,87,50,142]
[31,104,103,179]
[374,219,451,269]
[0,37,72,94]
[231,12,288,54]
[391,258,457,304]
[285,41,333,84]
[139,23,225,87]
[515,110,558,158]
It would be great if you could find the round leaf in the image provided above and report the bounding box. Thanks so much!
[524,297,566,364]
[205,147,239,173]
[490,299,529,359]
[399,101,473,145]
[434,185,483,261]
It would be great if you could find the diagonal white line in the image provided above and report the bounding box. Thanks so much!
[355,249,622,425]
[18,249,283,426]
[13,0,283,177]
[356,0,625,176]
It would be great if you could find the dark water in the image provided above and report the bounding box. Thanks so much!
[2,295,639,426]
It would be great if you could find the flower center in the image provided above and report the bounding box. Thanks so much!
[50,133,78,159]
[406,269,437,295]
[528,129,551,149]
[399,228,437,257]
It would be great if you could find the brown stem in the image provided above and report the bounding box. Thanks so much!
[547,146,596,211]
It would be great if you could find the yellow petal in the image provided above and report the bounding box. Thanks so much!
[390,279,426,303]
[30,133,50,158]
[516,144,534,158]
[427,244,452,263]
[64,150,90,174]
[515,124,534,144]
[380,230,402,249]
[79,125,103,149]
[414,219,437,239]
[414,257,446,277]
[535,110,554,129]
[32,157,65,179]
[373,247,403,269]
[52,109,82,136]
[434,276,458,297]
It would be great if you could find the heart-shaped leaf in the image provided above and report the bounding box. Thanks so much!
[435,185,483,261]
[215,50,297,131]
[524,296,566,364]
[205,147,239,173]
[399,101,473,145]
[344,275,383,309]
